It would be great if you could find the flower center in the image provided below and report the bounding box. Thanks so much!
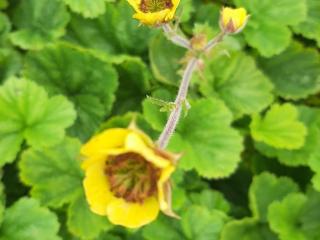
[140,0,173,13]
[105,152,160,203]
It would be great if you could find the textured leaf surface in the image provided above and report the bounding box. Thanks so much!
[67,192,113,239]
[268,193,308,240]
[258,42,320,100]
[249,172,299,222]
[114,56,150,114]
[234,0,307,56]
[200,52,273,117]
[142,215,184,240]
[221,218,278,240]
[66,0,155,55]
[250,103,307,149]
[293,0,320,47]
[181,206,227,240]
[189,189,231,214]
[23,44,118,141]
[62,0,114,18]
[10,0,70,49]
[0,77,76,166]
[0,198,60,240]
[0,49,21,83]
[169,98,243,178]
[149,33,185,85]
[19,138,83,208]
[255,106,320,166]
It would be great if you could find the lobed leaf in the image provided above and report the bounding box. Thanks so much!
[169,98,244,178]
[0,198,61,240]
[10,0,70,50]
[23,43,118,141]
[249,172,299,222]
[0,77,76,166]
[258,42,320,100]
[250,103,307,149]
[199,52,274,118]
[234,0,307,56]
[19,138,83,208]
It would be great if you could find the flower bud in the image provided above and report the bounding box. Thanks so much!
[220,7,249,34]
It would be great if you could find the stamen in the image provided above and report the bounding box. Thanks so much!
[140,0,173,13]
[105,152,160,203]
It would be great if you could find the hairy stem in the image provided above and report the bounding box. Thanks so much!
[157,26,226,149]
[157,57,198,149]
[162,24,192,50]
[203,32,225,52]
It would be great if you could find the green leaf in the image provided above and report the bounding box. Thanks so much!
[0,0,8,10]
[114,56,150,114]
[0,13,11,45]
[169,98,244,178]
[221,218,278,240]
[149,33,185,85]
[0,48,21,83]
[255,106,320,166]
[19,138,83,208]
[143,89,174,131]
[100,112,158,140]
[142,215,184,240]
[249,172,299,222]
[268,193,307,240]
[0,77,76,166]
[9,0,70,50]
[250,103,307,149]
[199,52,273,118]
[293,0,320,47]
[0,198,60,240]
[310,147,320,190]
[23,43,118,141]
[189,189,231,213]
[178,0,195,23]
[67,192,113,240]
[0,182,5,225]
[234,0,307,57]
[66,0,155,55]
[181,206,228,240]
[62,0,114,18]
[258,42,320,100]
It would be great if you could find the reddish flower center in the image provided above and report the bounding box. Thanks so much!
[140,0,173,13]
[105,152,160,203]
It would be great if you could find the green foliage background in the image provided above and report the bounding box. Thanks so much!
[0,0,320,239]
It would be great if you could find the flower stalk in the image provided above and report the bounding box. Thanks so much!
[157,29,226,149]
[162,24,192,50]
[157,7,249,150]
[157,57,198,148]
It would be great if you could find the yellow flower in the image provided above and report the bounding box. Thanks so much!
[127,0,180,26]
[81,125,179,228]
[220,7,249,34]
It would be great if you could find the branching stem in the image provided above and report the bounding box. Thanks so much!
[157,26,226,149]
[162,24,192,50]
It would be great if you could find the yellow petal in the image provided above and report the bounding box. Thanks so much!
[107,197,159,228]
[81,155,106,170]
[157,165,175,211]
[81,128,130,157]
[125,132,170,168]
[83,160,115,215]
[127,0,140,12]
